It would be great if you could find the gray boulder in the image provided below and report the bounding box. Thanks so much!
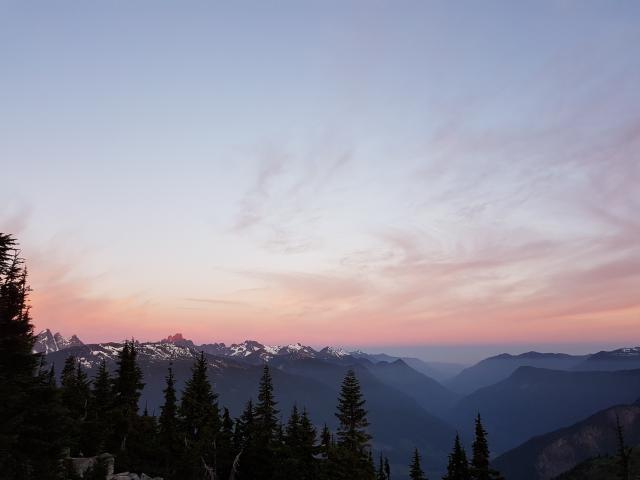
[66,452,115,478]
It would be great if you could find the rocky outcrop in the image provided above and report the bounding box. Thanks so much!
[65,452,162,480]
[34,328,83,353]
[65,452,114,478]
[109,473,163,480]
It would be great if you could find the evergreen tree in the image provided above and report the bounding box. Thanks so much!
[278,404,302,480]
[470,414,502,480]
[60,356,76,388]
[255,364,279,442]
[443,434,470,480]
[368,451,376,477]
[336,369,371,452]
[235,398,255,448]
[249,364,280,480]
[84,359,114,455]
[385,456,391,480]
[615,414,632,480]
[320,424,332,459]
[158,365,180,479]
[0,234,36,379]
[59,356,91,455]
[92,359,113,412]
[318,423,336,480]
[24,360,69,480]
[409,448,427,480]
[126,408,160,477]
[377,454,387,480]
[0,233,65,479]
[285,404,301,446]
[217,407,236,480]
[334,369,375,480]
[297,408,318,479]
[110,340,144,469]
[235,399,260,480]
[179,352,220,480]
[60,357,91,421]
[112,341,144,417]
[275,420,285,447]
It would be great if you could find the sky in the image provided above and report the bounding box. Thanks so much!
[1,1,639,362]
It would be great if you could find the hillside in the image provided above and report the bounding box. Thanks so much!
[447,352,585,394]
[552,447,640,480]
[494,403,640,480]
[448,367,640,454]
[361,359,459,416]
[573,347,640,372]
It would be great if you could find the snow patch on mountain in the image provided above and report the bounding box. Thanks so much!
[616,347,640,356]
[320,346,349,358]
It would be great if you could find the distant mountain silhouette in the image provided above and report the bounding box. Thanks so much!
[402,358,467,382]
[572,347,640,371]
[350,350,466,382]
[449,348,640,395]
[361,358,459,416]
[447,352,585,394]
[493,403,640,480]
[448,366,640,454]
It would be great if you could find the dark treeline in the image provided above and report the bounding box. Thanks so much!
[1,233,504,480]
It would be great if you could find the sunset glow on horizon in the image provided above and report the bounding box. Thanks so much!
[1,1,639,360]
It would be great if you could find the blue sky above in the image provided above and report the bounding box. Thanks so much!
[1,1,639,361]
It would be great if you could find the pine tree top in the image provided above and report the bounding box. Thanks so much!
[255,364,279,440]
[444,434,470,480]
[335,368,371,452]
[409,448,427,480]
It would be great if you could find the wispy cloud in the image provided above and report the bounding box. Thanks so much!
[231,140,353,255]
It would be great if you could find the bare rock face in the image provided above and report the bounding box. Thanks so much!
[161,332,185,343]
[66,452,114,478]
[33,328,84,353]
[495,404,640,480]
[65,453,162,480]
[533,406,640,479]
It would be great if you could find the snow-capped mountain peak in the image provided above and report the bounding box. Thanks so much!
[34,329,84,354]
[36,329,356,365]
[589,346,640,359]
[616,347,640,356]
[229,340,265,357]
[282,342,305,352]
[319,346,349,358]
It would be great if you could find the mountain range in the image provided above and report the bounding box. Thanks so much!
[41,333,457,477]
[449,366,640,454]
[34,330,464,381]
[447,348,640,394]
[35,329,640,478]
